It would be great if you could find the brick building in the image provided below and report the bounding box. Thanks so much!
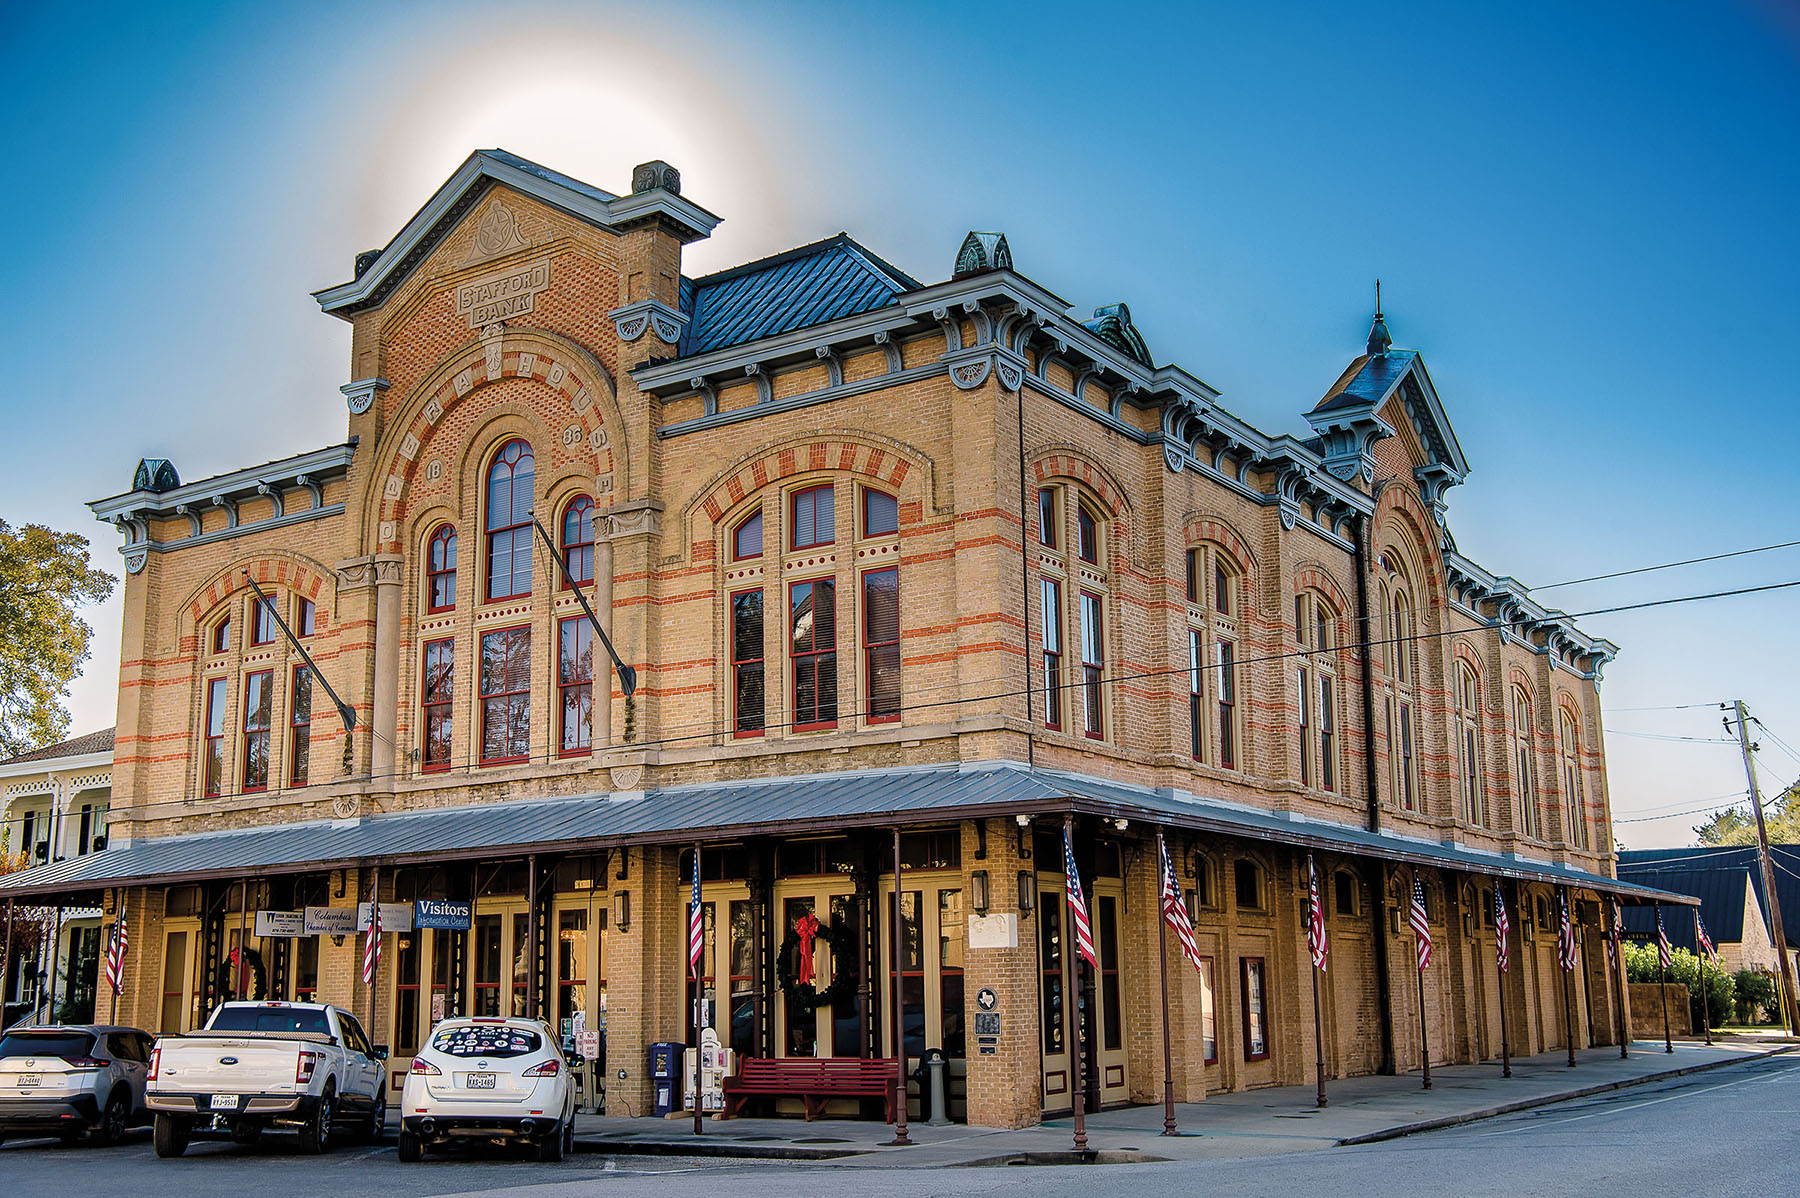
[0,151,1689,1128]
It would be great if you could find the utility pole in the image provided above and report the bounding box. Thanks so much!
[1731,700,1798,1033]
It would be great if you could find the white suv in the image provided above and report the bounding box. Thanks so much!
[398,1017,573,1162]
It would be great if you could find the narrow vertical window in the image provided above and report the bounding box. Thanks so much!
[203,677,227,797]
[1076,505,1098,564]
[732,589,765,736]
[558,616,593,756]
[1214,564,1229,615]
[428,524,458,612]
[422,639,454,771]
[251,598,277,646]
[1199,958,1217,1063]
[1515,690,1538,838]
[289,666,312,787]
[791,485,835,551]
[241,670,272,791]
[479,626,531,763]
[1297,666,1311,786]
[862,567,900,722]
[1562,713,1586,849]
[212,618,230,655]
[1185,549,1200,605]
[1037,488,1057,548]
[1315,609,1330,652]
[1295,594,1307,647]
[1394,593,1412,682]
[484,439,535,602]
[1216,640,1236,769]
[296,597,317,637]
[560,495,595,586]
[1399,702,1416,810]
[733,510,763,561]
[790,578,838,729]
[1459,667,1483,825]
[1079,590,1103,738]
[1041,578,1063,730]
[1188,628,1204,760]
[1241,957,1268,1060]
[863,489,898,537]
[1319,675,1335,791]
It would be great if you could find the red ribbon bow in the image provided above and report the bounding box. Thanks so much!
[795,913,821,981]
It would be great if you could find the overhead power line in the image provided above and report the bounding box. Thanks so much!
[1531,538,1800,592]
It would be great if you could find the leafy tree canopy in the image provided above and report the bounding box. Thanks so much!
[1695,783,1800,846]
[0,521,114,758]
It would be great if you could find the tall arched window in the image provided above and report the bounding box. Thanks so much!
[1295,590,1338,791]
[1038,484,1112,741]
[560,495,594,587]
[1457,664,1484,826]
[485,439,535,602]
[1377,554,1420,812]
[427,524,458,613]
[1560,711,1588,849]
[1183,542,1241,768]
[1513,688,1538,838]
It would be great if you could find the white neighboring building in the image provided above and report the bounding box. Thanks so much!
[0,728,114,1026]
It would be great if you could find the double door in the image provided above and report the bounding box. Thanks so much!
[1037,881,1129,1112]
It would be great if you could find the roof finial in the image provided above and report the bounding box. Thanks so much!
[1367,277,1392,356]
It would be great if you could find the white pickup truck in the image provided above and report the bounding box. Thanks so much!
[146,1001,388,1157]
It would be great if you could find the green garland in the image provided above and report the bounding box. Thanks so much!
[214,946,268,1002]
[776,920,859,1014]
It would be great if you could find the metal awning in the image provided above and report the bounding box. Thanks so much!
[0,761,1693,905]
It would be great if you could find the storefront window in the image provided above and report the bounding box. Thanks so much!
[557,909,588,1034]
[938,889,964,1057]
[474,914,501,1016]
[729,901,757,1059]
[1241,957,1268,1060]
[1039,892,1063,1054]
[783,897,818,1057]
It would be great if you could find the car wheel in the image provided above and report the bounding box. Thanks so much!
[96,1089,130,1146]
[535,1122,564,1163]
[364,1099,386,1144]
[396,1129,423,1163]
[153,1114,189,1159]
[564,1118,574,1154]
[300,1086,335,1154]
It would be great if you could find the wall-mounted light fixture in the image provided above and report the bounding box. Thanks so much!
[1113,818,1129,832]
[1462,909,1475,936]
[1014,813,1032,860]
[1018,869,1037,916]
[613,889,631,931]
[971,869,990,916]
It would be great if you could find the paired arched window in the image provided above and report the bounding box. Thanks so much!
[1560,711,1588,849]
[1183,543,1241,768]
[560,495,594,587]
[1376,554,1420,813]
[484,439,535,601]
[1513,688,1539,839]
[1457,663,1485,826]
[1295,590,1339,792]
[427,524,457,612]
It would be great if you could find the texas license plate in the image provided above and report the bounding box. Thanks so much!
[462,1073,496,1089]
[15,1074,39,1088]
[210,1093,238,1110]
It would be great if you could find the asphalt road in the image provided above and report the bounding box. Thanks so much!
[4,1055,1794,1197]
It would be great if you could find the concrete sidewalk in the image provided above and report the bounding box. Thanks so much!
[571,1038,1795,1166]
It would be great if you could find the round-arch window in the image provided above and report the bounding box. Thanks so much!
[560,495,594,586]
[485,439,535,601]
[427,524,457,612]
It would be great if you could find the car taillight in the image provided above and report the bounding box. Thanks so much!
[61,1056,107,1069]
[522,1060,560,1078]
[296,1051,318,1084]
[409,1058,441,1075]
[147,1048,160,1081]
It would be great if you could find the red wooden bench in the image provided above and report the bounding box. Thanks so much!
[721,1057,899,1121]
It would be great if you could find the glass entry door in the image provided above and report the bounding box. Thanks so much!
[1037,883,1128,1111]
[775,887,862,1058]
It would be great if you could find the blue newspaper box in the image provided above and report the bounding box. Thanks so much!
[650,1042,684,1116]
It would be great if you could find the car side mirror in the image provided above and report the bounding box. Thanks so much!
[372,1045,389,1060]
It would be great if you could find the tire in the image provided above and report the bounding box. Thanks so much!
[396,1129,423,1163]
[535,1122,564,1163]
[298,1085,335,1155]
[153,1114,189,1159]
[95,1089,131,1146]
[564,1118,574,1155]
[363,1099,386,1144]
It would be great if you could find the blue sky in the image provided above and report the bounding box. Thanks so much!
[2,0,1796,845]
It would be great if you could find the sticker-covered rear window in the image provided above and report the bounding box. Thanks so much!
[429,1024,543,1058]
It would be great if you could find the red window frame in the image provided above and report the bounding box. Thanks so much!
[790,485,834,551]
[1079,590,1103,739]
[251,598,277,646]
[1189,628,1203,760]
[789,577,837,731]
[1319,674,1335,792]
[862,566,900,723]
[427,524,458,613]
[211,618,230,655]
[241,669,273,792]
[421,638,454,772]
[731,588,765,737]
[863,488,899,538]
[202,677,228,797]
[1041,578,1063,731]
[557,616,593,757]
[289,665,312,787]
[1185,549,1200,605]
[484,439,535,603]
[1076,504,1098,564]
[1214,563,1230,615]
[1241,957,1269,1061]
[1037,487,1057,548]
[478,625,531,765]
[732,510,763,561]
[560,495,594,588]
[1216,639,1236,769]
[1199,956,1219,1064]
[296,597,316,637]
[1297,666,1311,786]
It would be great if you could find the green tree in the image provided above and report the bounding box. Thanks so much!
[1695,784,1800,846]
[1733,969,1778,1025]
[1624,941,1735,1028]
[0,520,115,758]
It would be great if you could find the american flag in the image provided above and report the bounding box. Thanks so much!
[1696,914,1719,966]
[1064,828,1098,969]
[1408,877,1432,970]
[1306,856,1328,971]
[102,911,129,996]
[1656,910,1672,970]
[1557,893,1578,973]
[688,851,705,973]
[1607,900,1622,966]
[1493,886,1510,973]
[1159,836,1204,975]
[362,897,381,985]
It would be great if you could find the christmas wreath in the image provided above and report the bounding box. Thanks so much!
[777,913,859,1014]
[213,946,268,1002]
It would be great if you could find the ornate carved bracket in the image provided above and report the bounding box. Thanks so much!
[608,298,687,346]
[341,377,390,416]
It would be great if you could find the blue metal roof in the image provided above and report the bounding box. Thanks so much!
[1619,846,1800,948]
[676,235,918,357]
[1314,350,1418,414]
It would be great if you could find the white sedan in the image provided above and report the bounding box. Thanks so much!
[397,1017,574,1162]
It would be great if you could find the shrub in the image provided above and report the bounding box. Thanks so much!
[1623,941,1734,1028]
[1734,969,1778,1024]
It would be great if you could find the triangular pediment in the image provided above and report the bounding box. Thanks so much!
[1310,349,1469,482]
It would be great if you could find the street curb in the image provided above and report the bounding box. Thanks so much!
[572,1137,859,1160]
[1334,1044,1799,1147]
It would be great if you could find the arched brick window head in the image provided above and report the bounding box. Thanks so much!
[485,439,535,601]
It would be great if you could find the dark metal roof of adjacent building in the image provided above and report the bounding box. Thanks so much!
[676,234,919,358]
[0,728,115,769]
[1313,350,1419,414]
[0,763,1693,906]
[480,148,618,205]
[1619,846,1800,949]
